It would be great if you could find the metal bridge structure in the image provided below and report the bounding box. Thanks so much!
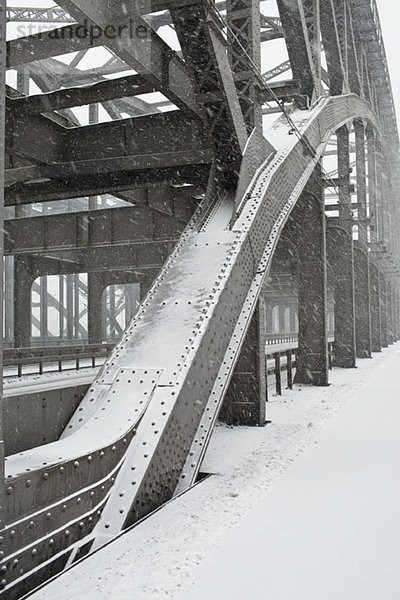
[0,0,400,597]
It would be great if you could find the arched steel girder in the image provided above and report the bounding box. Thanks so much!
[2,93,384,599]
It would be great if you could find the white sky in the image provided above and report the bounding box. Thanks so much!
[375,0,400,125]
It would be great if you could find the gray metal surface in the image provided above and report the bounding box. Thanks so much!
[1,0,400,597]
[1,92,379,597]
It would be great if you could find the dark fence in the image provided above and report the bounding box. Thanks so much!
[4,335,335,390]
[265,334,335,396]
[3,343,115,378]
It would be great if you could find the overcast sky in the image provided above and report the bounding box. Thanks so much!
[371,0,400,124]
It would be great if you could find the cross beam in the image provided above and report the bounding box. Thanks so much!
[56,0,200,114]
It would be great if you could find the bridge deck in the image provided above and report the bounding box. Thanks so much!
[29,343,400,600]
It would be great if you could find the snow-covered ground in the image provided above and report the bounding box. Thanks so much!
[32,343,400,600]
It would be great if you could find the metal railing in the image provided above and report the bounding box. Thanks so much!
[265,334,335,396]
[3,335,335,391]
[3,343,114,378]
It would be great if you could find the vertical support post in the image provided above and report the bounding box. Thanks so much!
[59,275,65,340]
[354,120,367,244]
[227,0,262,133]
[327,225,356,367]
[4,257,14,347]
[379,271,388,348]
[395,286,400,341]
[40,277,48,345]
[328,125,356,368]
[386,280,394,345]
[353,122,372,357]
[369,261,382,352]
[289,182,329,386]
[88,272,104,345]
[375,142,386,245]
[274,353,282,395]
[13,256,33,349]
[286,350,293,390]
[220,299,266,426]
[0,0,6,533]
[74,274,80,340]
[354,245,372,357]
[66,274,74,341]
[109,285,116,339]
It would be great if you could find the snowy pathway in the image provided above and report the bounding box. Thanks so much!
[31,343,400,600]
[181,343,400,600]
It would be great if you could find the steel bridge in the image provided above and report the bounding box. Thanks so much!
[0,0,399,597]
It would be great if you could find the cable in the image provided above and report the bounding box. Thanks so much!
[209,1,346,202]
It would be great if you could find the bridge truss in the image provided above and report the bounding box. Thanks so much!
[0,0,400,597]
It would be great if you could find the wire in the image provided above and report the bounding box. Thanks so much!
[209,2,346,204]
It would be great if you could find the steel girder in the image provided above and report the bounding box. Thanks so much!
[56,0,200,115]
[170,1,248,172]
[6,7,74,23]
[227,0,262,132]
[276,0,321,101]
[1,0,400,597]
[1,93,379,598]
[0,0,6,539]
[4,205,190,256]
[6,110,211,194]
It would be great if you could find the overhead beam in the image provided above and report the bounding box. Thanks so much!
[6,7,75,23]
[57,0,200,114]
[8,74,156,115]
[4,204,190,256]
[26,241,177,277]
[6,148,212,188]
[5,163,210,206]
[7,108,209,170]
[6,108,66,166]
[276,0,318,99]
[7,28,103,69]
[65,109,210,162]
[258,79,302,103]
[263,60,291,82]
[28,56,132,89]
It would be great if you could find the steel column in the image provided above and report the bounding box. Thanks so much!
[227,0,262,132]
[220,299,267,426]
[330,125,356,367]
[88,272,104,345]
[354,120,367,245]
[379,271,388,348]
[369,261,382,352]
[13,256,33,348]
[327,225,356,368]
[387,280,394,345]
[0,0,5,534]
[289,180,328,386]
[367,128,378,245]
[354,245,372,358]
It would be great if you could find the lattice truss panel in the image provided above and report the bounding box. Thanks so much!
[1,93,378,597]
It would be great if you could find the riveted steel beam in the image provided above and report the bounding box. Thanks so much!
[8,75,154,115]
[170,1,247,174]
[7,109,210,179]
[0,0,6,533]
[276,0,321,101]
[4,205,190,256]
[57,0,200,115]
